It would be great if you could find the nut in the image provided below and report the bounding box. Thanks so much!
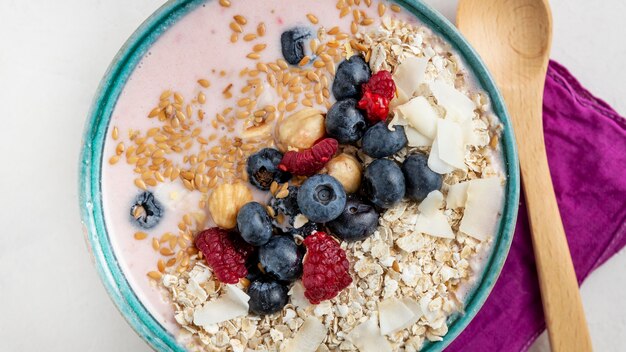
[208,182,253,229]
[276,108,325,152]
[324,153,362,193]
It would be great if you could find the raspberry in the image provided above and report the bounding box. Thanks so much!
[195,227,254,284]
[357,91,390,123]
[358,70,396,123]
[278,138,338,176]
[362,70,395,100]
[302,232,352,304]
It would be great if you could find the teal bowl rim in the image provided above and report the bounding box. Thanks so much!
[79,0,520,351]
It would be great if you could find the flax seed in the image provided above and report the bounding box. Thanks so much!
[286,102,298,111]
[257,22,266,36]
[197,79,210,88]
[157,259,166,273]
[233,15,247,25]
[230,33,238,43]
[340,6,350,18]
[230,22,243,33]
[253,43,266,52]
[244,33,257,42]
[152,238,160,251]
[219,0,230,7]
[298,56,311,66]
[246,52,260,60]
[378,3,386,16]
[134,231,148,240]
[148,271,162,280]
[351,21,358,34]
[361,17,374,26]
[306,13,319,24]
[391,4,401,12]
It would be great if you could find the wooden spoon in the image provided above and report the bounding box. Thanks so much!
[457,1,592,350]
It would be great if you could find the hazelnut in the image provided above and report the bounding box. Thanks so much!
[276,108,325,152]
[324,154,362,193]
[208,182,253,229]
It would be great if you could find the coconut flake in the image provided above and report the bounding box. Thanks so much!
[378,298,418,335]
[428,136,455,174]
[288,281,311,309]
[459,177,504,241]
[436,119,466,171]
[396,96,439,139]
[283,317,327,352]
[393,56,428,100]
[429,81,476,122]
[446,182,469,209]
[414,191,454,239]
[347,317,392,352]
[192,285,249,329]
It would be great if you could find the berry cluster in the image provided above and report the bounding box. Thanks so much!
[191,31,444,317]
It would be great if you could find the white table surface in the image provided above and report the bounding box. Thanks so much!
[1,0,624,351]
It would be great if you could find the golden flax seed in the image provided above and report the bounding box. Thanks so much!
[246,52,260,60]
[257,22,266,36]
[306,13,319,24]
[243,33,257,41]
[298,56,311,66]
[286,102,298,112]
[230,22,243,33]
[230,33,238,43]
[148,271,162,280]
[391,4,401,12]
[378,3,386,16]
[253,43,266,52]
[134,231,148,240]
[157,259,165,273]
[233,15,247,25]
[340,6,350,18]
[219,0,230,7]
[328,26,340,35]
[152,238,160,250]
[351,21,358,34]
[134,178,147,190]
[361,17,374,26]
[198,78,210,88]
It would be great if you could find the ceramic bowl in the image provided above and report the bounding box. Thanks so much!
[79,0,520,350]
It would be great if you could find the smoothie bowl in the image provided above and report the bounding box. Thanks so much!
[80,0,519,351]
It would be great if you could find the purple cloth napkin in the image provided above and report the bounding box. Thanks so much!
[447,60,626,351]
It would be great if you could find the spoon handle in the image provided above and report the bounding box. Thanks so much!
[510,86,593,351]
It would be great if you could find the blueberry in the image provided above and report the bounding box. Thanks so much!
[246,148,291,190]
[259,236,303,282]
[130,191,163,229]
[362,159,405,208]
[237,202,273,246]
[325,99,367,144]
[362,122,408,158]
[332,55,371,100]
[247,279,289,315]
[281,27,313,65]
[401,153,443,202]
[327,197,379,242]
[269,186,300,218]
[297,175,347,223]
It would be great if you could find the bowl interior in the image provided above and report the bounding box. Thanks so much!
[79,0,520,351]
